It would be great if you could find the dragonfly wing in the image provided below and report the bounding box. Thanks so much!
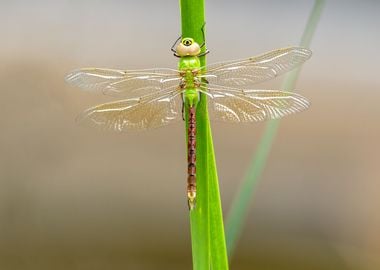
[204,86,309,122]
[203,47,311,88]
[65,68,181,98]
[77,90,183,131]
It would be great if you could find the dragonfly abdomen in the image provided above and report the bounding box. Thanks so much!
[187,106,196,210]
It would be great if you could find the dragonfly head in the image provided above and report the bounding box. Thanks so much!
[176,38,201,57]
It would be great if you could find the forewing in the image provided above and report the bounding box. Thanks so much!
[205,86,309,122]
[203,47,311,88]
[65,68,181,98]
[77,90,183,131]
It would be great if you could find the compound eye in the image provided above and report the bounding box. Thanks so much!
[183,39,193,46]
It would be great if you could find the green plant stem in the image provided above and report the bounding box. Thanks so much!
[180,0,229,269]
[225,0,325,258]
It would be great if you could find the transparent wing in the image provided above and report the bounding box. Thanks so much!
[202,47,311,88]
[65,67,181,98]
[77,90,183,131]
[203,85,309,122]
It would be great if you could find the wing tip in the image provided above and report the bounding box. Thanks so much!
[75,107,120,132]
[296,47,313,59]
[290,92,311,113]
[282,46,312,59]
[75,107,95,125]
[64,69,78,84]
[65,68,89,86]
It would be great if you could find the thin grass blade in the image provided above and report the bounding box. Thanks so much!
[225,0,326,257]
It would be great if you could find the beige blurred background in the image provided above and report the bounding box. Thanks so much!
[1,0,379,269]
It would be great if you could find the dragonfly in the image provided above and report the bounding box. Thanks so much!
[65,31,311,210]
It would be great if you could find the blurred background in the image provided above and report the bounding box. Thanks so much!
[1,0,379,269]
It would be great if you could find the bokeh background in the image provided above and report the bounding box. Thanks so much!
[1,0,379,269]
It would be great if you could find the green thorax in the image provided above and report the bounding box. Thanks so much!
[178,56,201,107]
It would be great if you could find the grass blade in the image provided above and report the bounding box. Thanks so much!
[225,0,326,257]
[180,0,229,269]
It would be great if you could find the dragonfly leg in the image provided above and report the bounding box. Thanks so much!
[199,22,207,48]
[181,102,185,121]
[198,22,210,56]
[197,49,210,57]
[180,92,185,121]
[171,35,182,57]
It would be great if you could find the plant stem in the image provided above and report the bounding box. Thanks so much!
[179,0,229,269]
[225,0,325,258]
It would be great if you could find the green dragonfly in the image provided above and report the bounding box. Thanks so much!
[66,35,311,209]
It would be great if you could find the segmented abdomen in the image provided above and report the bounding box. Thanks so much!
[187,106,196,209]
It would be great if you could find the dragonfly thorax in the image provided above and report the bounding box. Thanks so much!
[177,55,201,108]
[178,56,200,70]
[179,56,201,91]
